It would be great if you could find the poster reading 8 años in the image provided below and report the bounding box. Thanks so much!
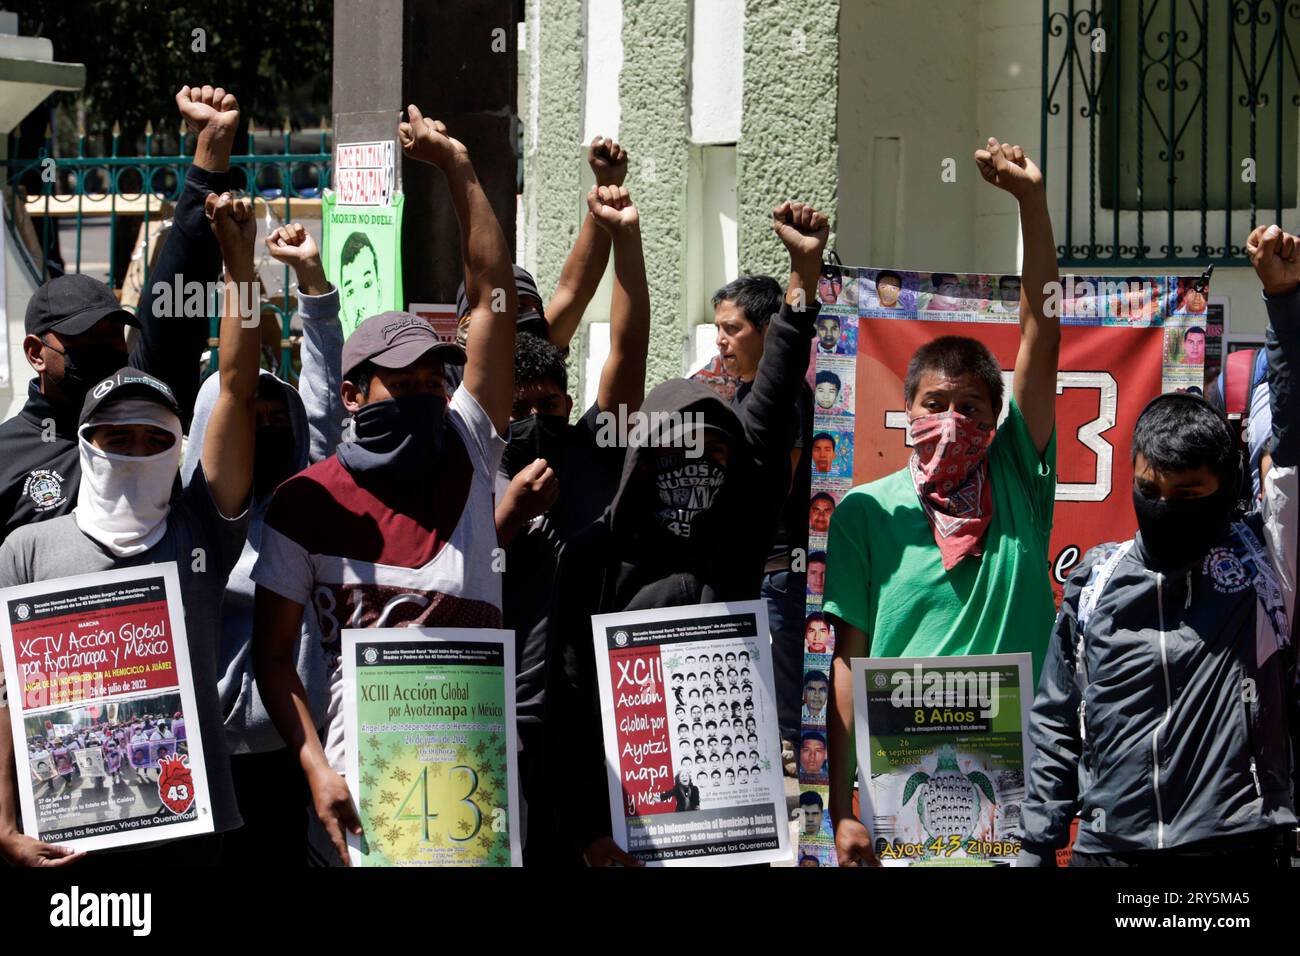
[797,265,1210,866]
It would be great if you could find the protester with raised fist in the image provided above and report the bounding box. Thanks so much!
[0,192,264,866]
[179,220,344,866]
[824,139,1062,867]
[0,85,240,547]
[447,134,630,393]
[540,200,827,867]
[252,110,516,866]
[1016,223,1300,867]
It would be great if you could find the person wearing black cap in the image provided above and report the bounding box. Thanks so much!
[0,85,239,547]
[540,200,828,867]
[0,193,264,866]
[445,135,629,392]
[251,110,517,867]
[497,182,650,866]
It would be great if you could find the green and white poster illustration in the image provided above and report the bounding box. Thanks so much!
[851,653,1033,867]
[322,191,405,339]
[342,628,520,867]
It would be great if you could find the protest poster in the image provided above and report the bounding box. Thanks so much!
[334,140,395,207]
[342,628,520,867]
[0,564,212,853]
[591,601,790,867]
[851,653,1034,866]
[798,265,1205,866]
[322,190,405,338]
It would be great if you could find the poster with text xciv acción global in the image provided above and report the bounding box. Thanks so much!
[342,628,520,867]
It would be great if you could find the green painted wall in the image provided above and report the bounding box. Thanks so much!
[524,0,587,392]
[619,0,691,391]
[525,0,841,402]
[738,0,840,279]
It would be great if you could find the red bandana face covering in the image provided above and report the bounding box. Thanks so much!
[907,411,995,570]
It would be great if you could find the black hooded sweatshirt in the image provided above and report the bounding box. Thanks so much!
[538,299,817,860]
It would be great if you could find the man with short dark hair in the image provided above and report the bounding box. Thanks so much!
[814,370,841,411]
[251,111,516,867]
[874,271,903,309]
[809,493,835,534]
[0,192,264,866]
[0,85,239,546]
[826,139,1062,867]
[1019,223,1299,866]
[1182,326,1207,365]
[713,270,817,774]
[815,314,846,354]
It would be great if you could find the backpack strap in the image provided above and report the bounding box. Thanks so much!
[1229,520,1291,653]
[1073,541,1134,748]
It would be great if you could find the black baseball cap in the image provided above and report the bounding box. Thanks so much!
[341,311,468,381]
[78,368,180,426]
[26,274,139,337]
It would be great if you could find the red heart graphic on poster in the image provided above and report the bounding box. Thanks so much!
[157,752,196,815]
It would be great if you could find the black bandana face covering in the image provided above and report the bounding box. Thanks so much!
[337,393,446,478]
[653,457,726,539]
[503,414,570,479]
[1132,483,1235,570]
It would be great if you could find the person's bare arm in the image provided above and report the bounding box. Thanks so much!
[827,621,880,867]
[545,137,627,349]
[588,185,650,415]
[252,585,359,866]
[199,193,259,518]
[975,139,1060,454]
[400,106,515,434]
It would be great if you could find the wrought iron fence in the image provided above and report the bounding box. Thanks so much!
[1042,0,1300,268]
[5,121,331,378]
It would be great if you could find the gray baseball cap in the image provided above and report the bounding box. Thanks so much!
[341,311,468,380]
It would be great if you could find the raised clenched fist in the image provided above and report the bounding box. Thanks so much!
[974,138,1044,200]
[772,200,830,264]
[398,105,468,169]
[175,85,240,138]
[587,184,639,233]
[588,136,628,188]
[266,222,320,266]
[205,192,256,266]
[1247,224,1300,298]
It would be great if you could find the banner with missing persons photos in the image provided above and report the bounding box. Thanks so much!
[851,653,1033,866]
[797,265,1208,866]
[592,601,790,866]
[0,564,212,853]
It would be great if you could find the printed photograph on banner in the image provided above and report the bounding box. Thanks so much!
[1202,298,1229,388]
[796,785,830,841]
[342,629,521,867]
[801,665,830,728]
[860,269,920,315]
[798,841,837,866]
[591,601,790,866]
[1171,276,1210,318]
[810,428,854,480]
[818,267,859,308]
[23,693,189,835]
[812,358,856,417]
[805,552,828,604]
[814,308,858,357]
[1096,275,1165,325]
[919,271,985,313]
[807,489,841,543]
[980,274,1024,317]
[852,654,1034,867]
[798,728,829,785]
[0,564,213,853]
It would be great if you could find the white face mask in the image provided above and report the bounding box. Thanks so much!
[74,400,183,557]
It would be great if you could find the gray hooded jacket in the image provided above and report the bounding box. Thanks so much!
[180,286,344,754]
[1019,287,1300,857]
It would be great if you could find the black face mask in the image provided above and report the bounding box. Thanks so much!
[503,414,570,479]
[52,344,129,400]
[254,425,297,501]
[1132,482,1235,570]
[337,393,446,478]
[652,457,727,540]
